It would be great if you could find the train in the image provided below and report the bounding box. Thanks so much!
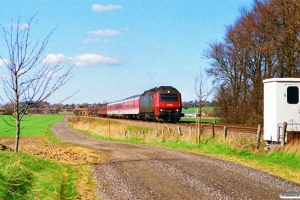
[98,86,182,122]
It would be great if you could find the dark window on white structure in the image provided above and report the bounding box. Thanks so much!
[287,86,299,104]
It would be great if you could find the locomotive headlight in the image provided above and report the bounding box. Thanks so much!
[176,109,179,111]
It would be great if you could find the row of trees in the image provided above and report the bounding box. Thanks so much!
[206,0,300,124]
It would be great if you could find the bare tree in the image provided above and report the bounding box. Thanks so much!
[0,15,73,152]
[194,70,214,144]
[206,0,300,125]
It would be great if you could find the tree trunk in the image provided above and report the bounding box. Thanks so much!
[14,119,20,152]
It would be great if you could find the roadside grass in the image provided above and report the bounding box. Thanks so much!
[72,120,300,184]
[148,139,300,183]
[157,139,300,183]
[0,114,96,199]
[0,151,77,199]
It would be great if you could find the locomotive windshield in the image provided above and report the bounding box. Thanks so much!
[160,94,178,102]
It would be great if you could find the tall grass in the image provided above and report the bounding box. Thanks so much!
[0,151,77,199]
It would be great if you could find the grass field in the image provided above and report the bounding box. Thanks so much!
[0,115,64,136]
[180,106,221,123]
[180,117,221,123]
[181,106,215,114]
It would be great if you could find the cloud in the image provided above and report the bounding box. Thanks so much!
[87,29,121,36]
[17,23,30,30]
[154,45,163,49]
[92,4,123,12]
[82,38,100,44]
[149,71,158,75]
[43,53,66,63]
[71,54,119,66]
[43,53,119,67]
[4,23,30,30]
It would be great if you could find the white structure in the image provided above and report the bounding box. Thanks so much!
[263,78,300,142]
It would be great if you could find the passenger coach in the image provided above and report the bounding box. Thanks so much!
[98,86,182,122]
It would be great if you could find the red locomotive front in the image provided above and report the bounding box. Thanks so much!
[153,86,182,121]
[139,86,182,121]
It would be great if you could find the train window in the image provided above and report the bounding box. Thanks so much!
[115,103,122,109]
[160,94,178,102]
[287,86,299,104]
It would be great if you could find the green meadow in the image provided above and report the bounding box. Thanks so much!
[181,106,215,114]
[180,106,221,123]
[0,115,63,136]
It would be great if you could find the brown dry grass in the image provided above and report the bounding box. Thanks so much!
[70,116,200,144]
[0,136,105,165]
[285,139,300,154]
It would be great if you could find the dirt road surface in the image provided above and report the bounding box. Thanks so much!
[51,118,300,200]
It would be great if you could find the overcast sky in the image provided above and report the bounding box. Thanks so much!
[0,0,253,104]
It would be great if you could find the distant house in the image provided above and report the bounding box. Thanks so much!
[65,106,73,110]
[79,107,96,116]
[75,104,82,110]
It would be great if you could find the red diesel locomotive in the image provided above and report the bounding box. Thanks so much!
[98,86,182,122]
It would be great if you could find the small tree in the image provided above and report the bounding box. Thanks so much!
[194,70,213,144]
[0,15,73,152]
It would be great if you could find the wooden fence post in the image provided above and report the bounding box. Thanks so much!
[108,121,110,137]
[198,125,203,144]
[223,126,227,140]
[256,124,261,149]
[177,126,181,140]
[281,122,287,147]
[212,123,215,138]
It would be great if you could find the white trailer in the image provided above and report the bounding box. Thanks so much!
[263,78,300,143]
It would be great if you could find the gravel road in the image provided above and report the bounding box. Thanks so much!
[51,118,300,200]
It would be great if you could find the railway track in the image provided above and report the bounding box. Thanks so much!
[83,116,263,135]
[175,122,262,134]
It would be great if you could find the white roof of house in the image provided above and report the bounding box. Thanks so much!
[263,78,300,83]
